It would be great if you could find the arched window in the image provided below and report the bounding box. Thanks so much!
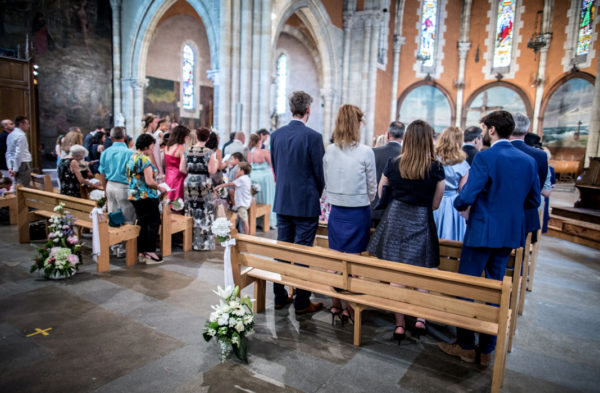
[275,54,288,114]
[576,0,597,57]
[418,0,439,69]
[464,84,529,127]
[542,77,594,149]
[492,0,516,70]
[182,44,195,110]
[398,84,453,134]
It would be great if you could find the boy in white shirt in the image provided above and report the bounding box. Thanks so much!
[215,162,252,234]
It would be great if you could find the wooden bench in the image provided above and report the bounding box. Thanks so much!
[16,186,140,272]
[0,194,17,224]
[231,234,512,393]
[226,199,272,235]
[160,204,192,256]
[30,173,55,192]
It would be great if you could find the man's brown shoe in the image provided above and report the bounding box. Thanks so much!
[438,342,476,363]
[274,295,294,310]
[479,351,493,367]
[295,302,323,315]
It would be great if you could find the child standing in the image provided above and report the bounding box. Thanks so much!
[216,162,252,234]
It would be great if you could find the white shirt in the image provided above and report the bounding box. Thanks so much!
[224,140,246,157]
[6,127,32,171]
[233,174,252,209]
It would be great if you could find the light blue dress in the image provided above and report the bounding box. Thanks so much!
[433,160,470,241]
[249,149,277,228]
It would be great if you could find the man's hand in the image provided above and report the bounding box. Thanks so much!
[459,206,471,221]
[8,170,15,177]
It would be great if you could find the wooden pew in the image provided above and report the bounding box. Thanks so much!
[16,186,140,272]
[226,199,272,235]
[231,234,512,393]
[0,194,17,224]
[160,204,192,256]
[30,173,55,192]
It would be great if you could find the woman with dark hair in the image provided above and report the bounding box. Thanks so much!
[206,131,225,186]
[248,133,277,228]
[179,127,218,250]
[367,120,445,342]
[89,131,106,174]
[164,125,191,201]
[127,133,168,264]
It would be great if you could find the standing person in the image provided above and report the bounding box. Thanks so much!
[84,126,104,153]
[256,128,270,149]
[206,131,225,185]
[248,133,277,228]
[180,127,218,251]
[61,127,84,156]
[99,127,136,257]
[270,90,325,315]
[0,119,15,171]
[153,119,169,183]
[371,121,404,227]
[127,134,168,264]
[57,145,99,197]
[223,132,247,158]
[367,120,446,341]
[433,126,470,241]
[221,132,236,156]
[164,125,191,202]
[215,162,253,235]
[6,116,33,187]
[439,110,540,366]
[462,126,483,166]
[324,104,377,324]
[141,113,158,134]
[88,131,106,174]
[54,134,64,167]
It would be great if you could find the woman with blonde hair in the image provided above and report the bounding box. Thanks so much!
[60,128,83,155]
[367,120,445,342]
[248,133,277,228]
[324,104,377,324]
[433,126,470,241]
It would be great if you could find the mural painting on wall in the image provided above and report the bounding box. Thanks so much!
[542,78,593,150]
[0,0,113,168]
[399,85,451,134]
[465,86,526,127]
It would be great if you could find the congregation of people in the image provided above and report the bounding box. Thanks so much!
[1,89,555,366]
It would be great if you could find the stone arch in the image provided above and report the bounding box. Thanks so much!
[396,80,456,130]
[462,81,532,128]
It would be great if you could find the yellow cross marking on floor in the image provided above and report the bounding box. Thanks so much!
[26,328,52,337]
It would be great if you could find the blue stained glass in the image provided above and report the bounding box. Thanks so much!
[576,0,597,56]
[493,0,516,69]
[182,44,194,110]
[276,54,288,114]
[419,0,438,67]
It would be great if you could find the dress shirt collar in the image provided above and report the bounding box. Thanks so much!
[389,140,401,146]
[289,118,306,125]
[492,138,511,147]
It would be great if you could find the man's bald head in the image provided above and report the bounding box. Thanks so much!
[1,119,15,132]
[234,132,245,143]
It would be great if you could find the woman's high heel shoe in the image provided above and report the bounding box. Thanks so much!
[413,318,426,339]
[330,307,344,326]
[393,325,406,344]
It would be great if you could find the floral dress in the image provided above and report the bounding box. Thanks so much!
[127,153,159,201]
[58,158,81,198]
[184,146,215,251]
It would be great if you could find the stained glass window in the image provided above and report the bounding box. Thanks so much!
[182,44,194,110]
[493,0,516,69]
[418,0,438,68]
[576,0,597,57]
[276,54,288,114]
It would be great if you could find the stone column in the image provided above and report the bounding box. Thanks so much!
[320,88,334,145]
[131,78,147,138]
[389,0,406,122]
[366,15,381,145]
[531,36,552,134]
[230,1,241,132]
[207,69,219,132]
[239,0,252,137]
[341,12,353,103]
[455,42,471,127]
[360,16,372,144]
[258,0,273,130]
[585,53,600,166]
[109,0,122,125]
[120,78,133,131]
[218,0,232,137]
[250,0,262,132]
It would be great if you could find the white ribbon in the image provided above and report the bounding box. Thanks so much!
[221,238,236,287]
[89,207,104,263]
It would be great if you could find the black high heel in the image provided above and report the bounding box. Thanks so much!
[393,325,406,344]
[413,318,426,339]
[344,306,354,326]
[330,307,344,326]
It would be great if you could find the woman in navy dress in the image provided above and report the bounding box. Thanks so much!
[324,104,377,324]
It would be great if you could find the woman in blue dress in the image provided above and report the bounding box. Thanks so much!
[248,134,277,228]
[433,126,470,241]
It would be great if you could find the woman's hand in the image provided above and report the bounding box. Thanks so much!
[158,186,169,195]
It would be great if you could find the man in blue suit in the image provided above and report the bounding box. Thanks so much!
[511,112,548,243]
[439,110,540,366]
[270,91,325,315]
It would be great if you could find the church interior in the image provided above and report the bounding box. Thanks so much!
[0,0,599,392]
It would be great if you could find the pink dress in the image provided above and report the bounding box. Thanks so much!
[164,145,185,201]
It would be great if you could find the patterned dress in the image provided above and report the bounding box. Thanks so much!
[58,158,81,198]
[184,146,215,251]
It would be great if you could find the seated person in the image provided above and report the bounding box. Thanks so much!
[0,177,13,195]
[215,162,252,234]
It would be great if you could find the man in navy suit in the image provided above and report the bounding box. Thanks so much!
[462,126,482,166]
[270,91,325,314]
[511,113,548,243]
[439,111,540,366]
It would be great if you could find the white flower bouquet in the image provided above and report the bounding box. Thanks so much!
[203,285,254,363]
[89,189,106,208]
[169,198,184,211]
[211,217,232,243]
[251,183,261,196]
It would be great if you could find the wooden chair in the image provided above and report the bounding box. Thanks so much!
[226,199,272,235]
[30,173,54,192]
[160,204,192,256]
[16,186,140,272]
[0,194,17,224]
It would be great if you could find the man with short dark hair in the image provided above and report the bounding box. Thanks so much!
[222,132,237,156]
[6,116,32,187]
[0,119,15,170]
[271,90,325,315]
[256,128,270,149]
[370,121,404,226]
[84,125,104,153]
[439,110,540,366]
[462,126,483,165]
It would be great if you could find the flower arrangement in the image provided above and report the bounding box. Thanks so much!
[169,198,184,211]
[211,217,232,243]
[31,203,83,279]
[89,189,106,208]
[216,186,228,199]
[203,285,254,363]
[251,183,261,196]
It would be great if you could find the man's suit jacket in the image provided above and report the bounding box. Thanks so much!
[271,120,325,217]
[370,141,401,220]
[454,140,540,249]
[511,139,548,234]
[462,144,478,166]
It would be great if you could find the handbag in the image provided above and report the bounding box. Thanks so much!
[373,185,392,210]
[108,209,126,227]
